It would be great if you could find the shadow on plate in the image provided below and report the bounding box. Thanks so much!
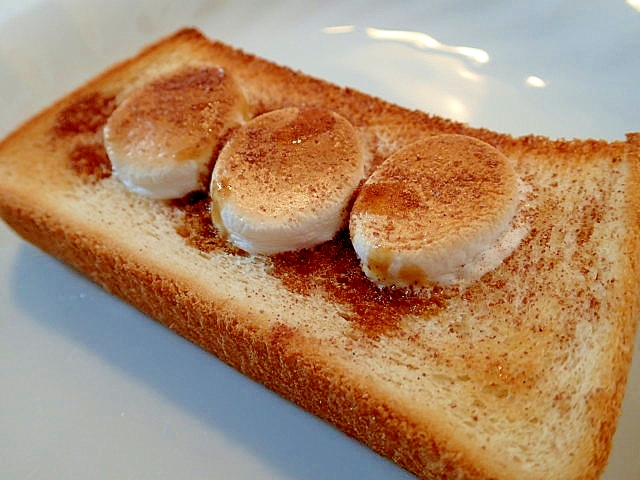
[9,243,414,480]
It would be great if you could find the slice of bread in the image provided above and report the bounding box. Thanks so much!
[0,28,638,480]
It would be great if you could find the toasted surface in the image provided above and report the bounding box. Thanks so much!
[0,28,639,480]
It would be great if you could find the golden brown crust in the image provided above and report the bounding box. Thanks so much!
[0,28,639,480]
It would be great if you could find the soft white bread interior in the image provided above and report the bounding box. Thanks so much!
[0,28,639,480]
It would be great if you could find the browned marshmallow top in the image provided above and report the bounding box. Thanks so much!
[349,134,522,287]
[210,106,365,254]
[103,64,247,198]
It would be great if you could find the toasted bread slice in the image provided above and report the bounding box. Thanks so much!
[0,28,639,480]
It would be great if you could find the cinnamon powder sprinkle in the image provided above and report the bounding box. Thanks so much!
[52,92,117,137]
[270,230,451,339]
[68,142,112,181]
[171,191,246,256]
[171,194,450,339]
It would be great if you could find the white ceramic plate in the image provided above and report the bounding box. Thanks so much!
[1,1,638,478]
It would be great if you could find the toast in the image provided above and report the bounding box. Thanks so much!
[0,27,638,480]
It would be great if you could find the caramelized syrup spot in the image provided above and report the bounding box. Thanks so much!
[52,92,117,137]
